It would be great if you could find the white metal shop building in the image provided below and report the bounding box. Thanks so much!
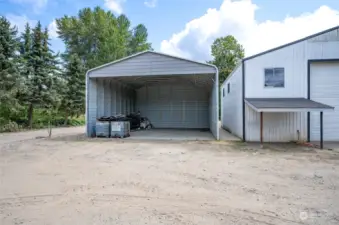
[221,26,339,148]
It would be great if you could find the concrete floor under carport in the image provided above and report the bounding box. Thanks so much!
[126,127,240,141]
[128,129,215,141]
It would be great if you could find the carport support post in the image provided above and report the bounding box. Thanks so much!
[260,112,263,146]
[320,111,323,149]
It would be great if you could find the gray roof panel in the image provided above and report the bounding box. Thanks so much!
[245,98,334,111]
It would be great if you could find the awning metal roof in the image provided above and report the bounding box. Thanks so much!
[245,98,334,112]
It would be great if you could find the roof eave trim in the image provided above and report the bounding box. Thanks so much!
[244,100,334,112]
[255,108,334,112]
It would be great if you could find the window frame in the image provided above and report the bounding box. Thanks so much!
[264,67,285,88]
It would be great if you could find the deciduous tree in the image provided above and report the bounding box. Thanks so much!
[56,7,152,70]
[209,35,245,85]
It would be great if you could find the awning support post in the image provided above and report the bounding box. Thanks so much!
[260,112,263,145]
[320,111,323,149]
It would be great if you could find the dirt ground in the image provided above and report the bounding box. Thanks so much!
[0,128,339,224]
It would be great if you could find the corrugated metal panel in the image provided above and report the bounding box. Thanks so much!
[245,30,339,99]
[245,42,307,98]
[308,28,339,42]
[310,62,339,141]
[245,104,307,142]
[87,78,97,137]
[97,79,105,117]
[137,84,209,128]
[104,80,111,116]
[130,90,135,112]
[116,84,121,114]
[126,89,130,114]
[88,52,215,77]
[221,65,243,138]
[111,82,117,115]
[208,73,219,140]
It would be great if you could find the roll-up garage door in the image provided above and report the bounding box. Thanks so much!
[310,62,339,141]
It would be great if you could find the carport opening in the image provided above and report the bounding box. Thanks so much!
[89,73,215,140]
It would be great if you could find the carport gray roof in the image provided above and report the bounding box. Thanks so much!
[86,50,217,74]
[245,98,334,112]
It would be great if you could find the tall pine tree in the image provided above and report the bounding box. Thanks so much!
[18,23,33,108]
[0,16,20,120]
[24,21,60,128]
[61,53,85,124]
[41,27,61,112]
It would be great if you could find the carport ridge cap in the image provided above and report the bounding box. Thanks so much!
[85,50,218,78]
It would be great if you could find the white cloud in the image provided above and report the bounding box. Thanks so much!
[144,0,157,8]
[160,0,339,61]
[7,14,58,40]
[6,14,37,33]
[10,0,48,13]
[48,20,58,39]
[104,0,126,14]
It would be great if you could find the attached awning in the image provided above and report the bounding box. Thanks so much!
[245,98,334,112]
[246,98,334,149]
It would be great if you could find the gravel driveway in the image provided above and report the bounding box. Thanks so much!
[0,128,338,224]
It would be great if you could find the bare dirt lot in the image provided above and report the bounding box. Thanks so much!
[0,128,339,224]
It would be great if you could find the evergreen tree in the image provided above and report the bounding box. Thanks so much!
[25,21,60,128]
[41,27,61,111]
[0,16,19,120]
[20,23,32,60]
[18,23,33,107]
[61,53,85,124]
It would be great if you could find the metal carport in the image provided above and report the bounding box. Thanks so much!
[86,51,219,140]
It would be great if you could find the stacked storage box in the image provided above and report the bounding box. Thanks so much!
[111,121,130,138]
[95,120,110,137]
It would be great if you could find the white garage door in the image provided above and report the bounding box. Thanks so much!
[310,62,339,141]
[136,84,209,129]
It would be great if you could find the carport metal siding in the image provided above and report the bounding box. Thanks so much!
[137,85,209,129]
[87,78,136,136]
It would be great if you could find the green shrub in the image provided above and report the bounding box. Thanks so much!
[0,120,21,132]
[0,109,85,133]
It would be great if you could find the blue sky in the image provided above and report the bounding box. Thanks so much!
[2,0,339,60]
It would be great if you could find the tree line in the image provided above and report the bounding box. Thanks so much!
[0,7,152,132]
[0,6,243,133]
